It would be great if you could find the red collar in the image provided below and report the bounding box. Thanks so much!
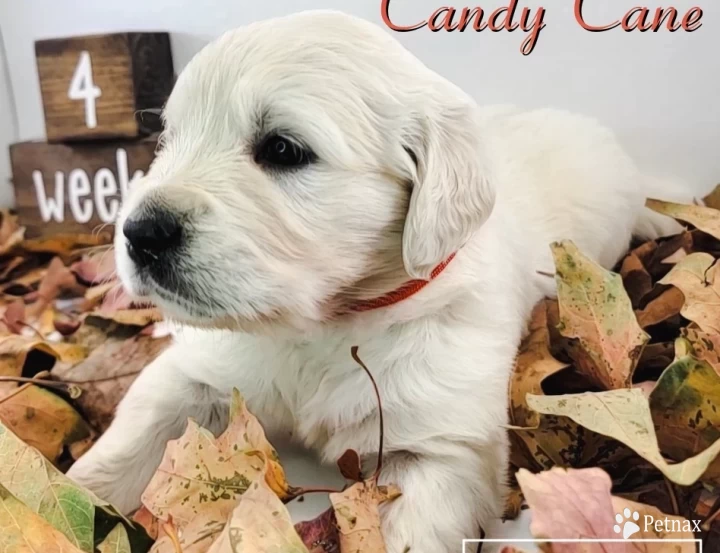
[346,253,456,313]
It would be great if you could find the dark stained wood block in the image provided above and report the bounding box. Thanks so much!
[10,137,158,237]
[35,33,174,142]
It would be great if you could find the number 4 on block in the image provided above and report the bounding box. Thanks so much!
[35,33,175,142]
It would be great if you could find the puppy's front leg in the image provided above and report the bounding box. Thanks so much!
[67,343,226,514]
[380,442,507,553]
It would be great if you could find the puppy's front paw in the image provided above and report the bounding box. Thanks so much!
[66,452,143,514]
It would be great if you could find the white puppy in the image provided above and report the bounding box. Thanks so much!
[68,10,680,553]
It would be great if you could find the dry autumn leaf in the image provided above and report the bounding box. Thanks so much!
[659,252,720,334]
[295,508,341,553]
[329,479,401,553]
[0,483,85,553]
[91,307,162,327]
[634,287,685,329]
[510,301,569,428]
[650,344,720,467]
[551,240,649,389]
[620,252,653,308]
[52,330,170,432]
[208,477,309,553]
[0,421,149,552]
[516,467,623,551]
[97,523,133,553]
[647,198,720,241]
[0,334,59,379]
[141,389,292,552]
[0,383,90,463]
[703,184,720,210]
[527,390,720,486]
[20,233,111,258]
[517,467,694,553]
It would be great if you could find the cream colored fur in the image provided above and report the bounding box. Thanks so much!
[67,11,682,553]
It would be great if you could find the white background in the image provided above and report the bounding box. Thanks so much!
[1,0,718,210]
[0,0,716,535]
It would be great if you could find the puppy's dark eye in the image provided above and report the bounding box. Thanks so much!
[256,135,312,168]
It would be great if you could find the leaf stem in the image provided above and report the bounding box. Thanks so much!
[351,346,385,482]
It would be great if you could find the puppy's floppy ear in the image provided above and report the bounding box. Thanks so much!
[402,102,495,279]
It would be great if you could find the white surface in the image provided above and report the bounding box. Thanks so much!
[0,0,719,208]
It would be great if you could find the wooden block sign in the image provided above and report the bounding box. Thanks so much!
[35,33,174,142]
[10,137,157,237]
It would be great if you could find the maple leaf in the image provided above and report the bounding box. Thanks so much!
[329,481,401,553]
[551,241,649,389]
[141,389,293,552]
[207,477,309,553]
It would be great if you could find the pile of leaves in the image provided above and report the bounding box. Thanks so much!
[3,189,720,552]
[508,192,720,551]
[0,212,399,553]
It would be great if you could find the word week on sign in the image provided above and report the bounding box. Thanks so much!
[10,138,157,237]
[32,148,142,224]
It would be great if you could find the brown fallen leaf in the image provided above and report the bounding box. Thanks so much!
[509,413,628,475]
[0,334,59,379]
[551,241,649,389]
[207,477,310,553]
[0,483,85,553]
[26,257,87,321]
[527,390,720,486]
[647,198,720,241]
[329,480,401,553]
[703,184,720,210]
[141,389,292,552]
[20,233,111,258]
[295,508,341,553]
[650,343,720,468]
[510,300,569,428]
[620,252,653,308]
[659,252,720,334]
[91,307,162,327]
[53,329,170,432]
[635,287,685,328]
[0,209,26,254]
[71,251,116,285]
[0,383,90,463]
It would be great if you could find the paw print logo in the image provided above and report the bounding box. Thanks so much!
[614,508,641,539]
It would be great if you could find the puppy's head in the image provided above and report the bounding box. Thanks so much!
[116,11,495,331]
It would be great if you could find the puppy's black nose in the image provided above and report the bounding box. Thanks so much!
[123,209,182,265]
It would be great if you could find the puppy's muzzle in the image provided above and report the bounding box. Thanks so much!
[123,207,183,267]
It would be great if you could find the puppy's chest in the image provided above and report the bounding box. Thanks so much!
[228,331,381,445]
